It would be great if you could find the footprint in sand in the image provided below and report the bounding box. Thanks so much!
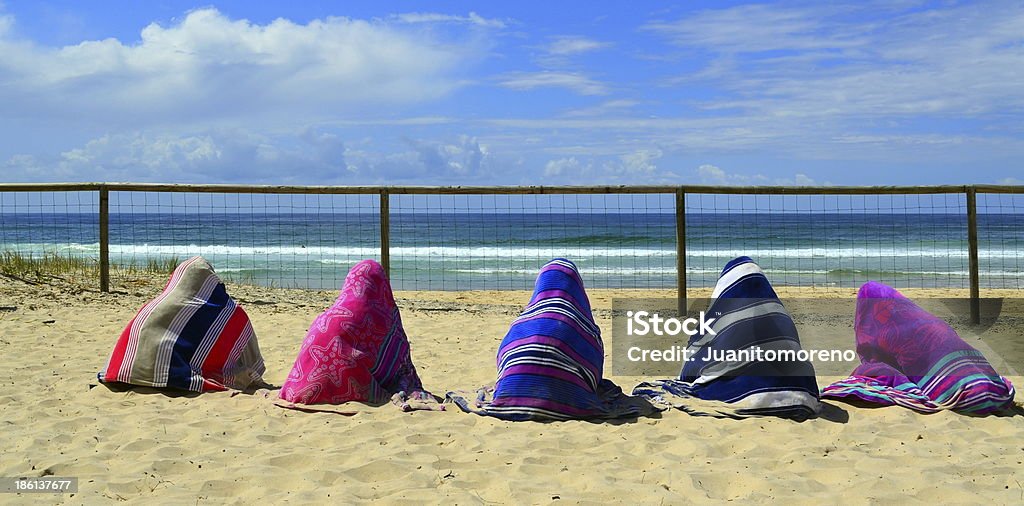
[344,460,412,482]
[265,453,315,470]
[118,439,158,453]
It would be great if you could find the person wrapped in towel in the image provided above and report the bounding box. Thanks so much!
[98,256,266,392]
[278,259,441,412]
[446,258,655,421]
[821,281,1015,415]
[632,256,821,420]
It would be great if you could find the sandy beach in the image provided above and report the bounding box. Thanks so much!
[4,0,1024,503]
[1,277,1022,504]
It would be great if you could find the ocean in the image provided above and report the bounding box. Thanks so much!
[1,212,1021,290]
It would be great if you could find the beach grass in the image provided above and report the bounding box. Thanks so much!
[0,250,180,288]
[0,250,97,285]
[0,250,286,291]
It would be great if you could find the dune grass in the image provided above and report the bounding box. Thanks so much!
[0,250,180,288]
[118,256,181,277]
[0,250,286,290]
[0,251,97,284]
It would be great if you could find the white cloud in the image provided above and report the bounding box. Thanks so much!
[792,173,816,186]
[538,150,686,184]
[2,128,508,184]
[410,135,489,176]
[0,8,479,128]
[649,3,1024,118]
[562,99,640,117]
[392,11,506,28]
[545,36,610,56]
[497,71,608,95]
[647,4,865,53]
[0,13,12,34]
[697,164,759,185]
[696,164,825,186]
[615,149,662,175]
[543,157,583,177]
[4,129,355,183]
[597,149,690,184]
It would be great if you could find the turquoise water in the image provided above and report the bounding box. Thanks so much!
[1,212,1021,290]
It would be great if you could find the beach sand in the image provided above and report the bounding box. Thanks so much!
[1,277,1022,504]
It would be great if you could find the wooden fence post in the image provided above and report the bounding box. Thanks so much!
[99,186,110,292]
[676,188,686,314]
[966,186,980,324]
[380,190,390,277]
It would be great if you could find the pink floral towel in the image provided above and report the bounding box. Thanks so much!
[278,259,440,411]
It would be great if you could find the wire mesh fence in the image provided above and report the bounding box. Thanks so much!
[389,193,675,290]
[977,192,1024,290]
[104,191,380,289]
[0,190,100,285]
[684,192,970,289]
[1,185,1022,308]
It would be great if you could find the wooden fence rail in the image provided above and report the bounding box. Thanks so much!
[3,183,1024,324]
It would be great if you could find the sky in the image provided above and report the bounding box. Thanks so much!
[1,0,1023,187]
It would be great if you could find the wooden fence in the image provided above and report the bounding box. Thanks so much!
[2,182,1023,323]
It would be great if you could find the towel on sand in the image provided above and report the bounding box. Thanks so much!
[821,281,1015,414]
[447,258,655,421]
[279,260,440,412]
[632,256,821,420]
[98,256,265,392]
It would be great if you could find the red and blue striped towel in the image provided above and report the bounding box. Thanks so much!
[98,256,265,392]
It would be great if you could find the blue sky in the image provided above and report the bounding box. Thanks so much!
[1,0,1022,186]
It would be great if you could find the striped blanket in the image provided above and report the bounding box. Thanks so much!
[447,258,655,421]
[821,281,1015,414]
[632,256,821,420]
[98,256,265,392]
[279,260,439,411]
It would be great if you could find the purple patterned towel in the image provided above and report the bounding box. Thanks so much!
[821,281,1015,414]
[446,259,656,421]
